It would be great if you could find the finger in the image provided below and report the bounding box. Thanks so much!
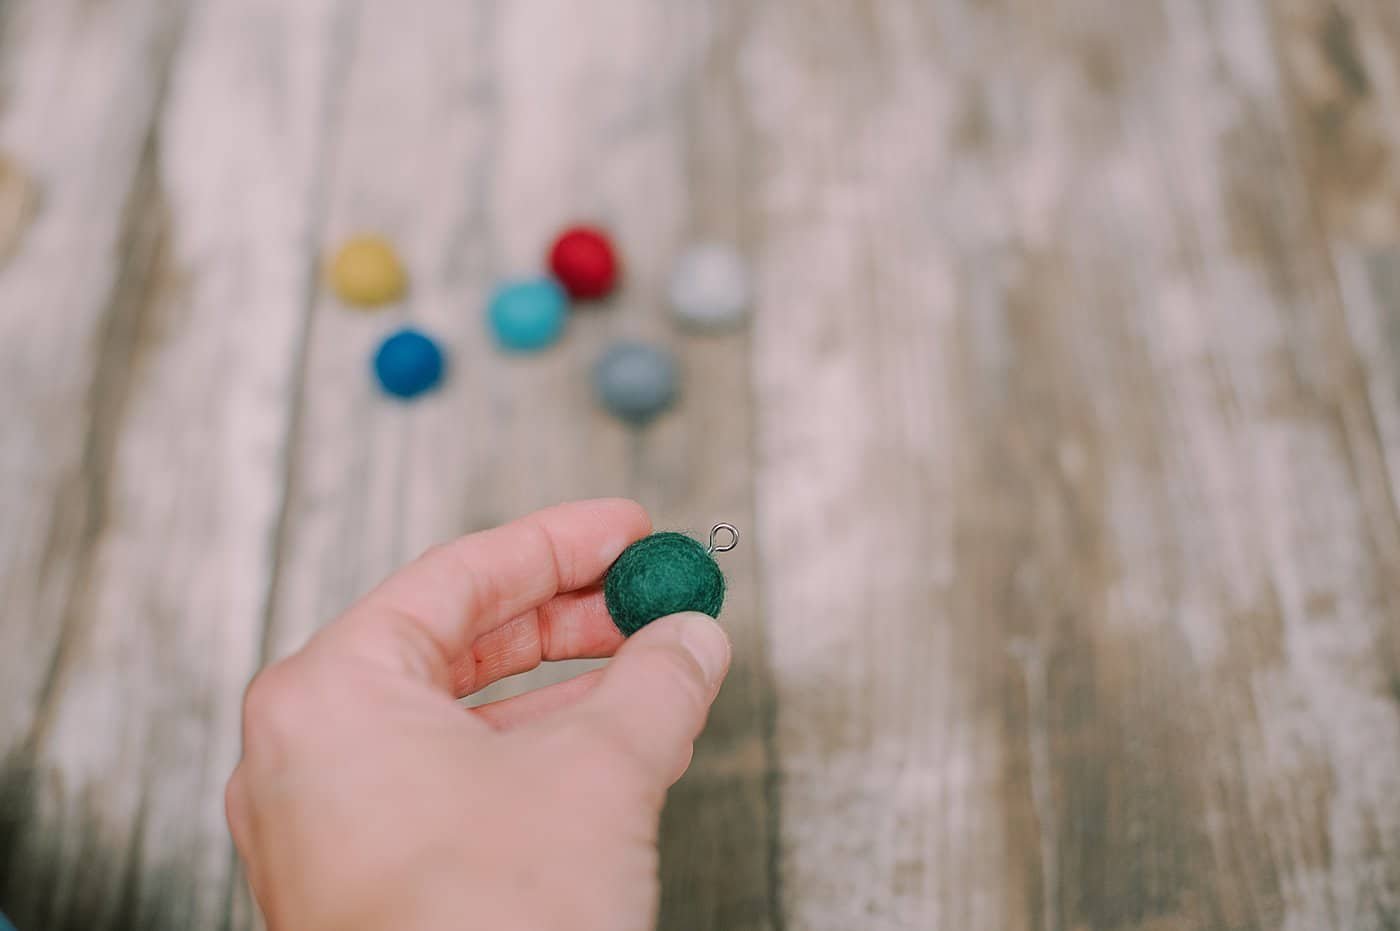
[452,587,623,697]
[468,669,604,730]
[568,613,731,787]
[312,499,650,688]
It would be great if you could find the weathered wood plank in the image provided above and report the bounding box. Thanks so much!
[0,0,189,921]
[1135,5,1400,925]
[0,0,355,927]
[744,4,1015,925]
[1273,0,1400,657]
[1272,0,1400,244]
[745,0,1400,928]
[259,1,774,928]
[1274,6,1400,875]
[6,0,1398,926]
[1331,246,1400,665]
[0,0,184,762]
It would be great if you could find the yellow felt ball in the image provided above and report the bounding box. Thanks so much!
[327,235,407,307]
[0,151,40,263]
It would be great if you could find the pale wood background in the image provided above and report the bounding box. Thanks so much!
[1,0,1399,929]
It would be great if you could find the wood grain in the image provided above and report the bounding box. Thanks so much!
[1334,249,1400,541]
[0,152,39,262]
[0,0,356,927]
[0,0,185,765]
[1,0,1398,928]
[745,0,1400,929]
[0,0,190,924]
[1272,0,1400,243]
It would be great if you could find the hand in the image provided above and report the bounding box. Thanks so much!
[225,499,732,931]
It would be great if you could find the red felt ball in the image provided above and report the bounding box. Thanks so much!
[548,226,619,300]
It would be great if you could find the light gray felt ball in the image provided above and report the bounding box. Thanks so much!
[668,242,749,330]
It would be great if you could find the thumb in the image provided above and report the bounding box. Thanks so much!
[574,612,731,786]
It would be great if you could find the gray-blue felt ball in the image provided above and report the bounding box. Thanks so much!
[593,342,679,425]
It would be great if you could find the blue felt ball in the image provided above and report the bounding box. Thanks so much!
[373,328,445,399]
[593,341,678,425]
[488,278,569,352]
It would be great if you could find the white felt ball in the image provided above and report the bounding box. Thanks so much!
[668,242,749,330]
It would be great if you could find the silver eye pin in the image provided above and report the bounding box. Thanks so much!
[707,522,740,555]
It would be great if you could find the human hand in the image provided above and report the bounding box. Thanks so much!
[225,499,732,931]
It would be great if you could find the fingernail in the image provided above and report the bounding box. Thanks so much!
[676,613,731,686]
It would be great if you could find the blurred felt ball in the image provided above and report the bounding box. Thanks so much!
[548,225,619,300]
[373,328,445,399]
[488,278,569,352]
[327,235,407,307]
[0,151,40,263]
[669,242,749,330]
[593,341,678,426]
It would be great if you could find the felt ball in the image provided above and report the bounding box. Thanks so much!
[604,532,726,635]
[669,242,749,330]
[548,225,619,300]
[593,342,678,426]
[488,278,569,352]
[327,235,407,307]
[0,151,40,263]
[373,328,445,399]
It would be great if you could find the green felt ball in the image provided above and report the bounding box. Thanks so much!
[604,532,727,635]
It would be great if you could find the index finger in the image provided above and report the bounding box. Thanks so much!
[311,499,650,688]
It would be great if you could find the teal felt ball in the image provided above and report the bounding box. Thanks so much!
[604,532,726,635]
[487,278,568,352]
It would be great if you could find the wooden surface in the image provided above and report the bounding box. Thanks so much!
[1,1,1398,929]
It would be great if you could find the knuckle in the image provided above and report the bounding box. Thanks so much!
[414,541,470,596]
[432,538,495,616]
[418,540,456,569]
[240,661,314,746]
[524,516,570,590]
